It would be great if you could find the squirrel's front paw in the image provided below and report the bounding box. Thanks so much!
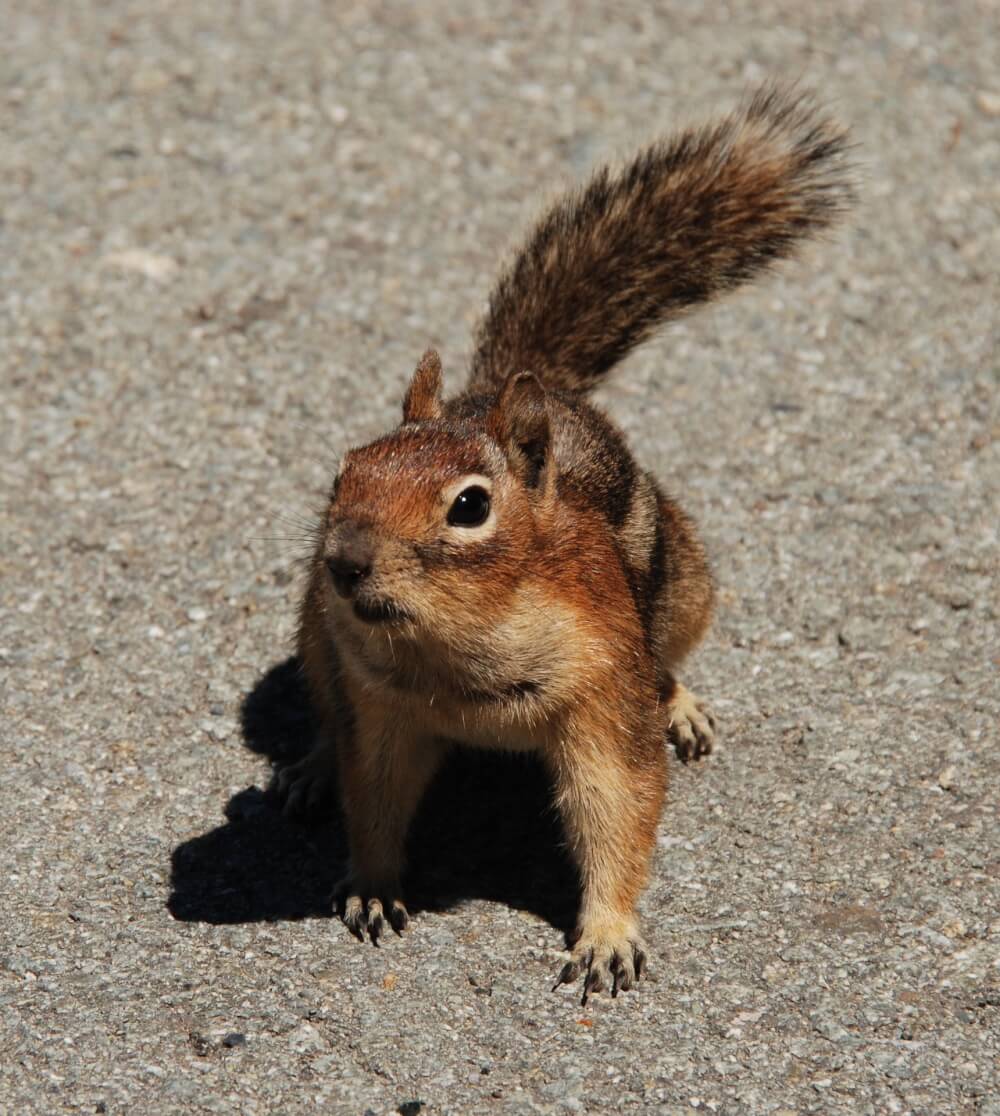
[553,925,647,1003]
[334,876,409,945]
[667,684,716,763]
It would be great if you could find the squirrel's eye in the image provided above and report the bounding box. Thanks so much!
[447,485,491,527]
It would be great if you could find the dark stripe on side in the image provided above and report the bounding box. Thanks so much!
[603,433,636,528]
[568,398,638,529]
[629,510,666,645]
[645,509,667,612]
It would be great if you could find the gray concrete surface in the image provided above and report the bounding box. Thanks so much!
[2,2,998,1113]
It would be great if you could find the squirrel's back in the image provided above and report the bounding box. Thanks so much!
[468,85,853,398]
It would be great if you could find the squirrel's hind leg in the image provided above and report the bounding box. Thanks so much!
[649,492,717,761]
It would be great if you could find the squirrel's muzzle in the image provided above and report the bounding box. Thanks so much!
[326,526,374,598]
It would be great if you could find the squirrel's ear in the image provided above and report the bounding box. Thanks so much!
[402,348,443,422]
[491,372,550,488]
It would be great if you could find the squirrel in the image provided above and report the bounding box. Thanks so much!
[278,86,853,1001]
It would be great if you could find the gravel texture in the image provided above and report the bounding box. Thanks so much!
[2,3,998,1114]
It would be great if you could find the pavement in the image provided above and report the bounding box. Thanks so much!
[1,2,998,1113]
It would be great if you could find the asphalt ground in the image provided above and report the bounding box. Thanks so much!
[2,3,998,1113]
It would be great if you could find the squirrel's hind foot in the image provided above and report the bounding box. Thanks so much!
[666,683,716,763]
[273,743,338,820]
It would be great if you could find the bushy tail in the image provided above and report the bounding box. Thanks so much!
[468,86,854,396]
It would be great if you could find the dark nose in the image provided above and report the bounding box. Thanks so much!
[326,532,374,598]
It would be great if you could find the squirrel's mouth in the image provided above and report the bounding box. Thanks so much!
[352,595,413,625]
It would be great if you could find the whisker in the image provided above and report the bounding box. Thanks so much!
[270,511,321,533]
[290,420,343,460]
[248,535,314,543]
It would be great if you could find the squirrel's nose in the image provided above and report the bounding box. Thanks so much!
[326,533,374,598]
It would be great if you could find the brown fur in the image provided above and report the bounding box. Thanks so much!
[279,86,853,1000]
[468,85,853,396]
[402,348,444,423]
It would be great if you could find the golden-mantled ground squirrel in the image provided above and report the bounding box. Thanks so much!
[279,87,852,1001]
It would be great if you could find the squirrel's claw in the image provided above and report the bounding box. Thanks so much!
[335,880,409,945]
[554,936,647,1004]
[341,893,367,941]
[553,951,589,992]
[387,900,409,934]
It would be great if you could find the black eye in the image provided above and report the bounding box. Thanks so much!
[447,485,491,527]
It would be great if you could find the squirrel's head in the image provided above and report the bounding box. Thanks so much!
[319,350,553,649]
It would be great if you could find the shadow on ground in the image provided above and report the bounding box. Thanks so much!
[168,657,579,933]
